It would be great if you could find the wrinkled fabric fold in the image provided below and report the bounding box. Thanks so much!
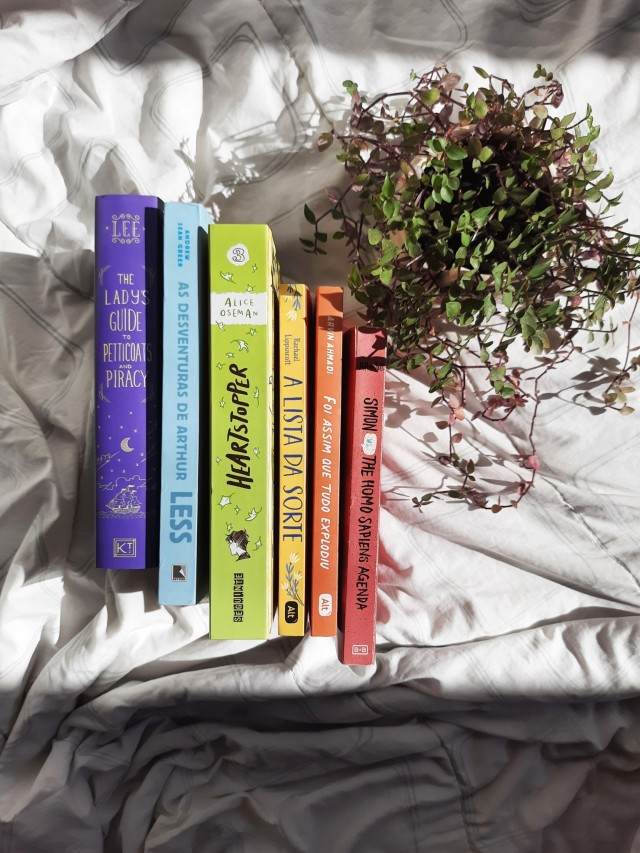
[1,1,640,851]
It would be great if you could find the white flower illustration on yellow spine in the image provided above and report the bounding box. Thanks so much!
[281,552,304,605]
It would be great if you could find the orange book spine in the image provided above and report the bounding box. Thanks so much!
[310,287,344,636]
[338,326,386,665]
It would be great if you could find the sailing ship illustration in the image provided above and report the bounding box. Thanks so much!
[106,484,141,515]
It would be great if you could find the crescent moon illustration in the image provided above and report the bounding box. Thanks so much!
[121,437,134,452]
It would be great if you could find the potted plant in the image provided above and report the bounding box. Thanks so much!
[304,64,640,510]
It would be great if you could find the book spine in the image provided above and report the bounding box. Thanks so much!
[158,203,212,604]
[95,194,163,570]
[277,283,310,635]
[310,286,344,636]
[209,225,278,638]
[338,326,387,665]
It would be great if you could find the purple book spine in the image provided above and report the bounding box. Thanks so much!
[95,195,163,569]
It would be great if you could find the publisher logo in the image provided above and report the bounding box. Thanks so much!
[351,644,369,656]
[172,564,187,582]
[284,601,299,623]
[318,594,333,616]
[113,538,136,558]
[361,433,377,455]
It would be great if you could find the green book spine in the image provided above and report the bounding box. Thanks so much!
[209,225,278,638]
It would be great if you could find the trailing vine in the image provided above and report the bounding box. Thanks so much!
[304,64,640,510]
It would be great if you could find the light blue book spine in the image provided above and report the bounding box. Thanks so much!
[159,202,212,604]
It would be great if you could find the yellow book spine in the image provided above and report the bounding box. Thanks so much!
[277,283,309,635]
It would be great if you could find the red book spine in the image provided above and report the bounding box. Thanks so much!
[339,326,387,665]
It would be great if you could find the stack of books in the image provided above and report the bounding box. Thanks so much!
[95,194,386,665]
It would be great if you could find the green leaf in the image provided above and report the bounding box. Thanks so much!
[478,146,494,162]
[438,361,454,380]
[441,185,454,203]
[556,209,577,226]
[538,300,560,320]
[407,353,426,370]
[379,267,393,285]
[473,99,488,118]
[472,206,493,225]
[597,171,614,190]
[520,306,538,340]
[382,174,394,199]
[446,144,468,160]
[303,204,316,224]
[420,87,440,106]
[529,259,553,279]
[474,66,489,79]
[368,227,383,246]
[343,79,358,97]
[347,265,361,291]
[405,236,422,257]
[379,239,397,265]
[531,330,549,353]
[492,261,507,288]
[483,294,496,320]
[446,301,462,321]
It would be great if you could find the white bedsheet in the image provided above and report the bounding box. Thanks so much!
[1,1,639,850]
